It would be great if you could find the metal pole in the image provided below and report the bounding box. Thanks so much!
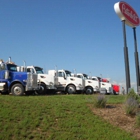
[133,27,140,93]
[122,20,131,94]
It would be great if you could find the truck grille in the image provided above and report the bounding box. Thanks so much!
[26,73,38,90]
[54,77,59,86]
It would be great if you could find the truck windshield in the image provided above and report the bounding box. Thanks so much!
[83,74,88,80]
[7,64,17,71]
[35,67,44,74]
[65,70,72,77]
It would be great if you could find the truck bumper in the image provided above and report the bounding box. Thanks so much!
[0,83,6,91]
[47,85,57,90]
[25,86,39,91]
[94,88,100,93]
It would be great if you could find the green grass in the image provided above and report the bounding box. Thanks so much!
[0,94,137,140]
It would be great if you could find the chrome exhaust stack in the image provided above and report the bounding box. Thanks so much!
[8,57,11,63]
[21,60,27,72]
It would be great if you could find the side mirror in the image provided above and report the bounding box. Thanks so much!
[0,63,5,70]
[30,68,34,74]
[21,66,27,72]
[17,67,21,72]
[63,75,66,79]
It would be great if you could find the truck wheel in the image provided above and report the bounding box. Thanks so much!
[11,84,24,96]
[66,85,76,94]
[36,83,46,95]
[85,87,93,94]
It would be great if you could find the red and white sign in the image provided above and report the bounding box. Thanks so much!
[114,1,140,27]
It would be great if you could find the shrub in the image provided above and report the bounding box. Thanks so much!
[93,94,108,108]
[126,88,139,101]
[124,97,139,115]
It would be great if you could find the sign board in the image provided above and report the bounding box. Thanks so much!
[114,1,140,27]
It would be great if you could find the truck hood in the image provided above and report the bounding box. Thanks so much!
[67,77,83,86]
[85,79,99,88]
[37,74,58,84]
[100,82,112,86]
[10,71,27,80]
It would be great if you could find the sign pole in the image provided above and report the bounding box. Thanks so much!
[133,27,140,93]
[122,20,131,94]
[114,1,140,93]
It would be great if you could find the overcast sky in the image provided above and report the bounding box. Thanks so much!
[0,0,140,91]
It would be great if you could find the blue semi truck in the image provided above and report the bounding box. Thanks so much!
[0,58,39,96]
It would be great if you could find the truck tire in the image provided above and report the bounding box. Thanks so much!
[11,84,24,96]
[113,90,117,95]
[36,83,46,95]
[85,87,93,94]
[66,85,76,94]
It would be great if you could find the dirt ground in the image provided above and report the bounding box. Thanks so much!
[88,104,140,140]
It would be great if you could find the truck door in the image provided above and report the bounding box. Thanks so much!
[57,71,66,90]
[27,68,35,73]
[92,77,100,88]
[77,75,85,87]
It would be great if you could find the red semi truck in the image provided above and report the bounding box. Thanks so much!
[101,78,120,95]
[112,84,120,95]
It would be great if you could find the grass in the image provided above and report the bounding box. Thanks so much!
[0,94,137,140]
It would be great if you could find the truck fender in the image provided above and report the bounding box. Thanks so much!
[9,80,25,93]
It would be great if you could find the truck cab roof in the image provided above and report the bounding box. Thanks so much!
[0,63,18,72]
[27,66,44,74]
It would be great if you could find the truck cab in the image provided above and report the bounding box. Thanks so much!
[92,76,113,94]
[26,66,58,94]
[76,73,99,94]
[48,70,84,94]
[0,59,39,96]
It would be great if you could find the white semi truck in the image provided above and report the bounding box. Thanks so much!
[0,58,39,96]
[91,76,113,94]
[26,66,58,94]
[48,69,84,94]
[76,73,99,94]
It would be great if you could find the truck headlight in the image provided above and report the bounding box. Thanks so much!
[49,82,53,86]
[70,78,75,81]
[40,76,46,78]
[96,86,99,89]
[78,84,82,87]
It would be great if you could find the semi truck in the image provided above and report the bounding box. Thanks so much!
[100,78,120,95]
[48,69,84,94]
[0,58,39,96]
[112,84,120,95]
[26,66,58,94]
[76,73,99,94]
[91,76,113,94]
